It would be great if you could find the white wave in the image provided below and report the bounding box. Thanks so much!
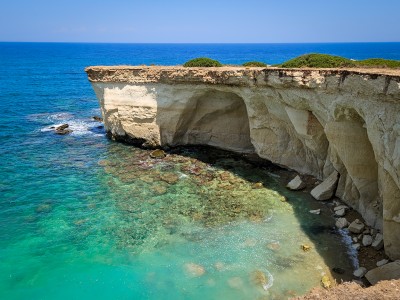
[262,270,274,290]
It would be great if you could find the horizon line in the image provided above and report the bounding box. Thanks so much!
[1,41,400,45]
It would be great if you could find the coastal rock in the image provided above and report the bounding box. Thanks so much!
[150,149,166,159]
[335,208,346,217]
[86,66,400,260]
[365,261,400,285]
[54,123,72,135]
[353,267,367,278]
[92,116,103,122]
[372,233,384,250]
[310,171,339,201]
[286,175,306,190]
[362,235,373,246]
[348,219,365,234]
[335,218,349,229]
[376,259,389,267]
[309,209,321,215]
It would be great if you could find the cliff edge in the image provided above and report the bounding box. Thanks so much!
[86,66,400,261]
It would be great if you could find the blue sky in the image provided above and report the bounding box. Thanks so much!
[1,0,399,43]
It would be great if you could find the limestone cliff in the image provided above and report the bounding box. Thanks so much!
[85,66,400,260]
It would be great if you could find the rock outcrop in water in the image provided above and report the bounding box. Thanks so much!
[86,66,400,260]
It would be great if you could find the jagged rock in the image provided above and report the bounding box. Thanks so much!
[365,261,400,285]
[309,209,321,215]
[54,123,72,135]
[335,217,349,229]
[310,171,339,201]
[55,124,69,131]
[286,175,306,190]
[92,116,103,122]
[348,219,365,234]
[334,205,349,211]
[352,243,361,251]
[362,235,373,246]
[353,267,367,278]
[372,233,384,250]
[335,208,346,217]
[376,259,389,267]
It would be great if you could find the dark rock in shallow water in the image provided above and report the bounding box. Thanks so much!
[92,116,103,122]
[54,123,72,135]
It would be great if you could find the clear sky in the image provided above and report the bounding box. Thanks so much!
[1,0,399,43]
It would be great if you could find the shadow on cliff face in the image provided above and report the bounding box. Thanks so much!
[157,89,255,154]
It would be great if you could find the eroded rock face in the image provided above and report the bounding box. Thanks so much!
[86,66,400,260]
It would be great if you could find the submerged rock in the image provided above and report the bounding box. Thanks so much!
[309,209,321,215]
[286,175,306,190]
[36,203,52,213]
[184,262,205,277]
[251,270,269,288]
[310,171,339,201]
[150,149,166,159]
[321,275,332,289]
[301,244,312,252]
[160,172,179,184]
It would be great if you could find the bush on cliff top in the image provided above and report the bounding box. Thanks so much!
[242,61,268,67]
[183,57,222,67]
[355,58,400,68]
[279,53,400,69]
[280,53,356,68]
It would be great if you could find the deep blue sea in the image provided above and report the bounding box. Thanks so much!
[1,42,399,299]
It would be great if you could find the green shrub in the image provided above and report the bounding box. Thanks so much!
[242,61,267,67]
[183,57,222,67]
[355,58,400,68]
[280,53,356,68]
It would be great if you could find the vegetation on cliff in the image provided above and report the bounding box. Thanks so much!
[280,54,356,68]
[183,57,222,67]
[242,61,268,67]
[280,53,400,69]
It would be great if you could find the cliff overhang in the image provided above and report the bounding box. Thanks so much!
[85,66,400,260]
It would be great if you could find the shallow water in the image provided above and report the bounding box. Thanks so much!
[0,42,381,299]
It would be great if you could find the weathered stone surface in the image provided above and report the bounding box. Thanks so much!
[372,233,384,250]
[335,208,346,217]
[348,219,365,234]
[362,235,373,246]
[376,259,389,267]
[353,267,367,278]
[286,175,306,190]
[365,261,400,285]
[86,66,400,260]
[335,218,349,229]
[311,171,339,200]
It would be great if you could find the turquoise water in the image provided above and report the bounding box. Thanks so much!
[1,42,399,299]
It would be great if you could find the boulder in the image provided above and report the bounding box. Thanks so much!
[335,217,349,229]
[334,205,349,212]
[54,124,72,135]
[309,209,321,215]
[348,219,365,234]
[372,233,384,250]
[55,124,69,131]
[376,259,389,267]
[365,261,400,285]
[352,243,361,251]
[353,267,367,278]
[362,235,373,247]
[335,208,346,217]
[286,175,306,190]
[310,171,339,200]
